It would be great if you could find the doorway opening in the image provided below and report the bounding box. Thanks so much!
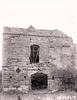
[31,73,48,90]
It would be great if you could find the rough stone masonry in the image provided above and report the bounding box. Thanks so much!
[2,25,77,93]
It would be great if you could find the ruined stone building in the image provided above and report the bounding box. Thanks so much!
[2,25,76,93]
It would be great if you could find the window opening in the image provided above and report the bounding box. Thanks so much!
[52,76,54,80]
[24,76,26,78]
[30,45,39,64]
[10,76,12,79]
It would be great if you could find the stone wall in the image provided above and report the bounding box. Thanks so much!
[2,26,75,93]
[0,71,2,92]
[74,44,77,70]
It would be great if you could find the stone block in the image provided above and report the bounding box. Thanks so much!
[18,87,22,91]
[48,79,60,92]
[21,85,29,93]
[3,88,9,91]
[12,87,16,90]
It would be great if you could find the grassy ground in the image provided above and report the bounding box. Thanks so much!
[1,91,77,100]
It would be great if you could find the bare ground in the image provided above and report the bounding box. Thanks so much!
[1,91,77,100]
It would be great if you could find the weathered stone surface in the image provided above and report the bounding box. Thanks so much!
[2,26,76,93]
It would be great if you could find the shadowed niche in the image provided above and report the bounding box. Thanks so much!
[31,73,48,90]
[16,68,21,73]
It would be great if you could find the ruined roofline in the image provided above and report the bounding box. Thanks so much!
[3,25,58,32]
[3,25,70,38]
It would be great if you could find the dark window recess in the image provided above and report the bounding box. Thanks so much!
[24,76,26,78]
[10,76,12,79]
[52,76,54,80]
[30,45,39,64]
[31,73,48,90]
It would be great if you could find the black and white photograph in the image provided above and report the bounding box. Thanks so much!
[0,0,77,100]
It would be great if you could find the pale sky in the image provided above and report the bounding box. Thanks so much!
[0,0,77,70]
